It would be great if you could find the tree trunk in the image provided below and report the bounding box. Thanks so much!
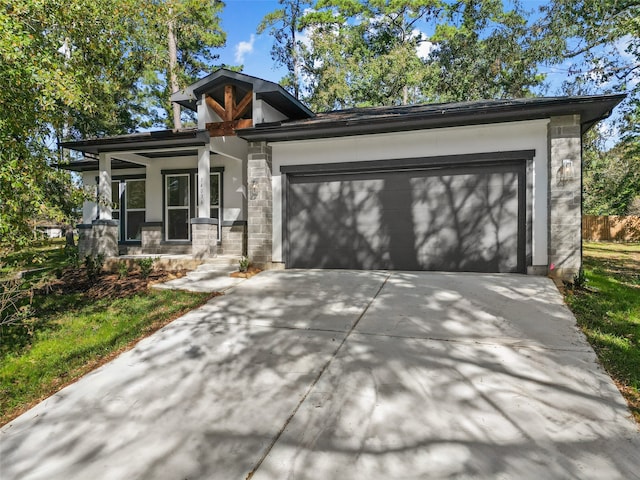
[168,16,182,129]
[65,226,75,247]
[291,23,300,100]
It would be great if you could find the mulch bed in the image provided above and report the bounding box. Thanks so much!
[229,266,262,279]
[38,267,189,300]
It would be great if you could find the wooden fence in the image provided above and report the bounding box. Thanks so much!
[582,215,640,242]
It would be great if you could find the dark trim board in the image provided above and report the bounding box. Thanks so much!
[280,150,535,176]
[112,174,146,181]
[282,151,533,273]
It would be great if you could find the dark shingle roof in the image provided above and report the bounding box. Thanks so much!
[237,94,625,142]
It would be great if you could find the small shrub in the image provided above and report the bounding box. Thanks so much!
[239,256,249,273]
[64,245,80,268]
[137,257,155,279]
[573,268,587,289]
[84,254,105,282]
[117,261,129,279]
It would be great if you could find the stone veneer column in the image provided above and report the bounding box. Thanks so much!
[191,219,218,259]
[247,141,273,267]
[548,114,582,281]
[90,219,119,258]
[77,224,94,258]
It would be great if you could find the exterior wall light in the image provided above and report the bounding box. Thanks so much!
[558,158,574,185]
[250,179,259,200]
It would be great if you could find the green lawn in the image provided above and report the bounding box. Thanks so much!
[0,240,213,425]
[565,242,640,423]
[0,289,212,425]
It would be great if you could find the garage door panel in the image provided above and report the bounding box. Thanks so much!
[286,163,524,272]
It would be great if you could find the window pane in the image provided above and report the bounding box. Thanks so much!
[126,180,145,209]
[168,209,189,240]
[210,174,219,206]
[167,176,189,206]
[126,211,145,241]
[210,208,219,219]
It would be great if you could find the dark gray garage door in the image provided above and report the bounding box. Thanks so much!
[284,158,526,273]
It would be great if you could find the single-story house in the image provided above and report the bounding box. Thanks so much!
[60,69,624,280]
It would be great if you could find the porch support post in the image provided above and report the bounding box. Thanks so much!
[98,153,112,220]
[247,141,273,268]
[192,145,216,258]
[197,145,211,218]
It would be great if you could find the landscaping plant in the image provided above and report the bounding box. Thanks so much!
[239,256,250,273]
[137,257,155,279]
[84,254,105,283]
[117,261,130,279]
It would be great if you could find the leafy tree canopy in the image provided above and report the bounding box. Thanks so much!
[0,0,226,251]
[139,0,226,128]
[260,0,638,213]
[536,0,639,214]
[260,0,546,110]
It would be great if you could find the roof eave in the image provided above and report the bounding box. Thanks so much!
[170,68,315,119]
[59,129,211,155]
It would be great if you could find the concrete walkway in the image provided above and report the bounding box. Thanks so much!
[152,257,245,292]
[1,271,639,479]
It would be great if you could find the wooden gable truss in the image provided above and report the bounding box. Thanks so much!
[205,85,253,136]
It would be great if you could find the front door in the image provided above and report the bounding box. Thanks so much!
[165,174,191,241]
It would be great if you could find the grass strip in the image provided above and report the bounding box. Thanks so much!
[0,289,213,425]
[565,242,640,423]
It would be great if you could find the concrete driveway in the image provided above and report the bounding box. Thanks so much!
[1,271,639,479]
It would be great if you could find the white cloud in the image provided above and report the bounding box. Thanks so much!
[412,29,434,60]
[235,34,255,63]
[416,40,435,60]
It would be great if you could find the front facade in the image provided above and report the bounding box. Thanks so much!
[61,69,623,281]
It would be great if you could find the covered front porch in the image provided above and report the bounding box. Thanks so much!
[63,128,249,260]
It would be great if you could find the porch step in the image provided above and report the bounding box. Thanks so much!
[196,255,243,270]
[185,256,241,279]
[152,255,244,293]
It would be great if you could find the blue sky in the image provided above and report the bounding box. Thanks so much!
[216,1,289,82]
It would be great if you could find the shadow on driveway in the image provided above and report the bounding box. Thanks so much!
[1,271,639,480]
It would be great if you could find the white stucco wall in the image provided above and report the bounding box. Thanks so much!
[197,94,221,129]
[254,98,288,124]
[271,119,550,266]
[212,153,245,222]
